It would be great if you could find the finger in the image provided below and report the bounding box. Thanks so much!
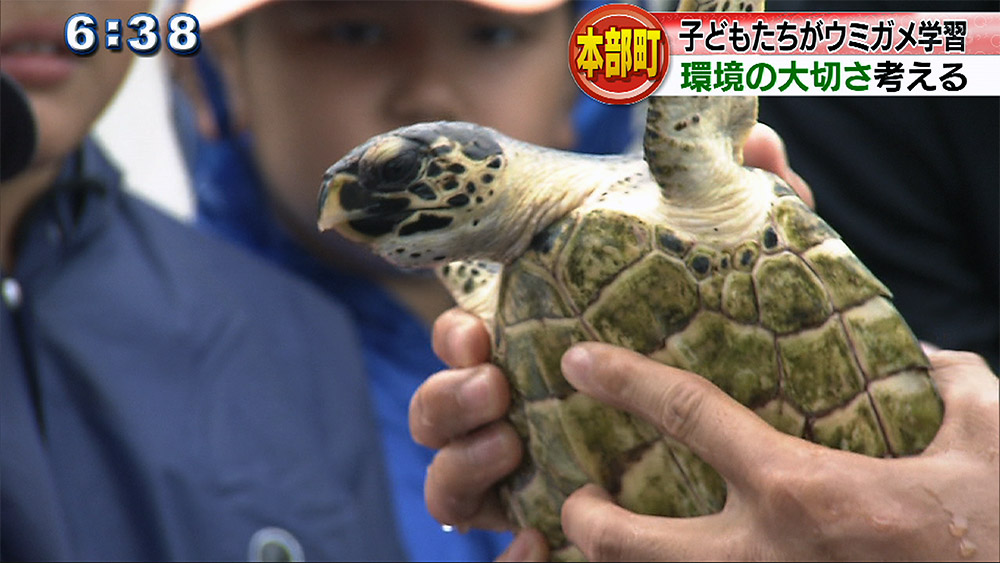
[926,349,998,413]
[744,123,814,209]
[410,364,510,449]
[432,308,492,368]
[924,350,999,449]
[561,343,786,487]
[496,529,549,562]
[926,349,995,394]
[424,421,523,530]
[562,484,725,562]
[743,124,786,173]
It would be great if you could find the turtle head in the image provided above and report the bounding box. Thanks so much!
[318,122,510,268]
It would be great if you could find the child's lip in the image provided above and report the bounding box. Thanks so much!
[1,20,81,89]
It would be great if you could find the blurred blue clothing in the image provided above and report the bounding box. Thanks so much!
[1,139,404,561]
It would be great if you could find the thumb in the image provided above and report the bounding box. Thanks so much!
[561,342,782,486]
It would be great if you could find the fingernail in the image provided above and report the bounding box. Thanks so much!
[445,318,468,358]
[458,368,491,412]
[447,314,486,367]
[580,482,614,501]
[561,345,593,389]
[920,340,941,356]
[790,171,814,206]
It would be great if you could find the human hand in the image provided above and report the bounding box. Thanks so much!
[558,344,1000,562]
[745,122,814,208]
[410,308,514,531]
[410,308,549,560]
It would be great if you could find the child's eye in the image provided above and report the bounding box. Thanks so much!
[325,22,386,46]
[469,24,524,47]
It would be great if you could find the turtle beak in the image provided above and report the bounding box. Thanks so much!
[317,152,376,237]
[317,162,418,244]
[317,171,352,232]
[318,137,419,237]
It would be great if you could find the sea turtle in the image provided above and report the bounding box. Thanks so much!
[316,2,943,558]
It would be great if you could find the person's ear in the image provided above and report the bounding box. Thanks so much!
[205,27,252,135]
[554,85,577,150]
[168,27,249,139]
[170,54,219,139]
[555,111,575,151]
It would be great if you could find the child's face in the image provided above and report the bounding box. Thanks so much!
[222,1,577,268]
[0,1,147,171]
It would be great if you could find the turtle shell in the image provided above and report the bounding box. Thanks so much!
[492,188,943,560]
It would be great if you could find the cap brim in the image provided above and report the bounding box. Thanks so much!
[464,0,566,13]
[184,0,274,30]
[186,0,567,31]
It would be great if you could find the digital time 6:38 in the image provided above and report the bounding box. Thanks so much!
[65,12,200,56]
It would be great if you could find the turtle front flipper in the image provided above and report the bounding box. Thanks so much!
[645,2,764,202]
[437,259,503,329]
[644,96,758,193]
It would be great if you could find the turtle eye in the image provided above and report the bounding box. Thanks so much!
[378,145,422,188]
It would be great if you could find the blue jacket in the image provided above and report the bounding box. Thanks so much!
[1,139,405,561]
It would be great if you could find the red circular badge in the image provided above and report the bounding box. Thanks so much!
[568,3,669,105]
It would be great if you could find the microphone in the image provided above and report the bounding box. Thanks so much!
[1,72,38,181]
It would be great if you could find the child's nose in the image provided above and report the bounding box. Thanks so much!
[384,48,465,125]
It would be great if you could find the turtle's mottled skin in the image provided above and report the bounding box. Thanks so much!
[317,2,943,558]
